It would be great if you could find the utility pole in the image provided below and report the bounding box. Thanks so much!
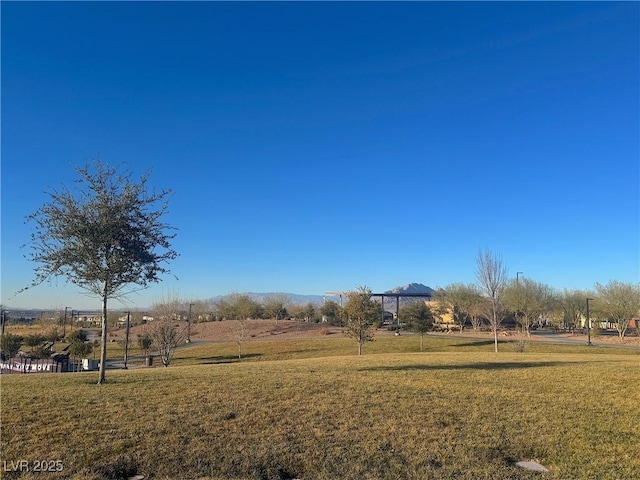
[123,311,131,369]
[515,273,523,333]
[187,303,194,343]
[586,298,593,346]
[63,307,70,337]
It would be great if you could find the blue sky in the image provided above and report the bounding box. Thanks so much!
[2,2,638,310]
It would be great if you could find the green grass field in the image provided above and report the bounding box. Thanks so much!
[1,335,639,480]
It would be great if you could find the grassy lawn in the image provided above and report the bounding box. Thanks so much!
[1,337,639,480]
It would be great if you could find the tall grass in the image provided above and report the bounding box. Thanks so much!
[2,339,639,479]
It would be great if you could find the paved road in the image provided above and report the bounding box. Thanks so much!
[426,329,640,350]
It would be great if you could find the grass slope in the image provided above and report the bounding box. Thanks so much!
[1,338,639,480]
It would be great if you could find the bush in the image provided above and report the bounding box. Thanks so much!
[24,333,45,347]
[44,326,62,342]
[137,333,153,355]
[68,329,89,343]
[1,333,23,359]
[30,344,52,359]
[511,336,529,353]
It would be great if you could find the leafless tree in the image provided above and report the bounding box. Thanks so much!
[148,294,188,367]
[503,278,555,336]
[225,319,249,359]
[594,281,640,341]
[437,283,484,332]
[550,289,583,332]
[476,250,508,352]
[262,294,291,325]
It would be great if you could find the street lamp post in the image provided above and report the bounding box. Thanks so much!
[187,303,194,343]
[123,311,131,369]
[515,272,523,333]
[586,298,593,346]
[63,307,70,337]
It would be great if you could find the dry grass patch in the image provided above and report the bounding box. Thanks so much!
[2,351,639,480]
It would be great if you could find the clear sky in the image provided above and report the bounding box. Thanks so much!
[2,2,638,311]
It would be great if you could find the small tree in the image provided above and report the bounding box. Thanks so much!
[553,289,589,333]
[503,278,555,336]
[594,281,640,341]
[343,286,380,355]
[215,293,262,320]
[24,333,46,349]
[67,329,89,343]
[438,283,484,332]
[1,334,23,360]
[402,301,434,351]
[137,333,153,356]
[69,339,93,372]
[226,319,249,359]
[149,295,188,367]
[320,300,342,326]
[262,294,291,324]
[44,326,62,343]
[476,250,508,353]
[23,160,177,384]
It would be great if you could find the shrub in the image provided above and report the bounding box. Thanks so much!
[24,333,45,347]
[511,336,529,353]
[1,333,23,359]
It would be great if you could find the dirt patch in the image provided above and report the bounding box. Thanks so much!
[109,319,346,343]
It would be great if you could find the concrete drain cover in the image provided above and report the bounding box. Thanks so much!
[516,460,549,472]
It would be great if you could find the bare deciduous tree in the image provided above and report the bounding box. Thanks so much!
[262,294,291,325]
[476,250,508,352]
[504,278,555,336]
[23,160,177,383]
[437,283,484,332]
[553,289,590,333]
[594,281,640,341]
[149,295,188,367]
[225,319,249,359]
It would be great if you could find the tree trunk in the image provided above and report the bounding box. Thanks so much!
[97,291,108,384]
[492,305,499,353]
[358,342,362,355]
[420,334,424,352]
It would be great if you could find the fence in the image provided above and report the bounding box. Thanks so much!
[0,356,69,374]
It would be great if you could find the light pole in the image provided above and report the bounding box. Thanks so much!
[187,303,194,343]
[63,307,70,337]
[586,298,593,346]
[123,311,131,369]
[515,273,523,333]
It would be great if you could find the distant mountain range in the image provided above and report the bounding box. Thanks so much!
[209,283,436,307]
[4,283,437,313]
[209,292,338,306]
